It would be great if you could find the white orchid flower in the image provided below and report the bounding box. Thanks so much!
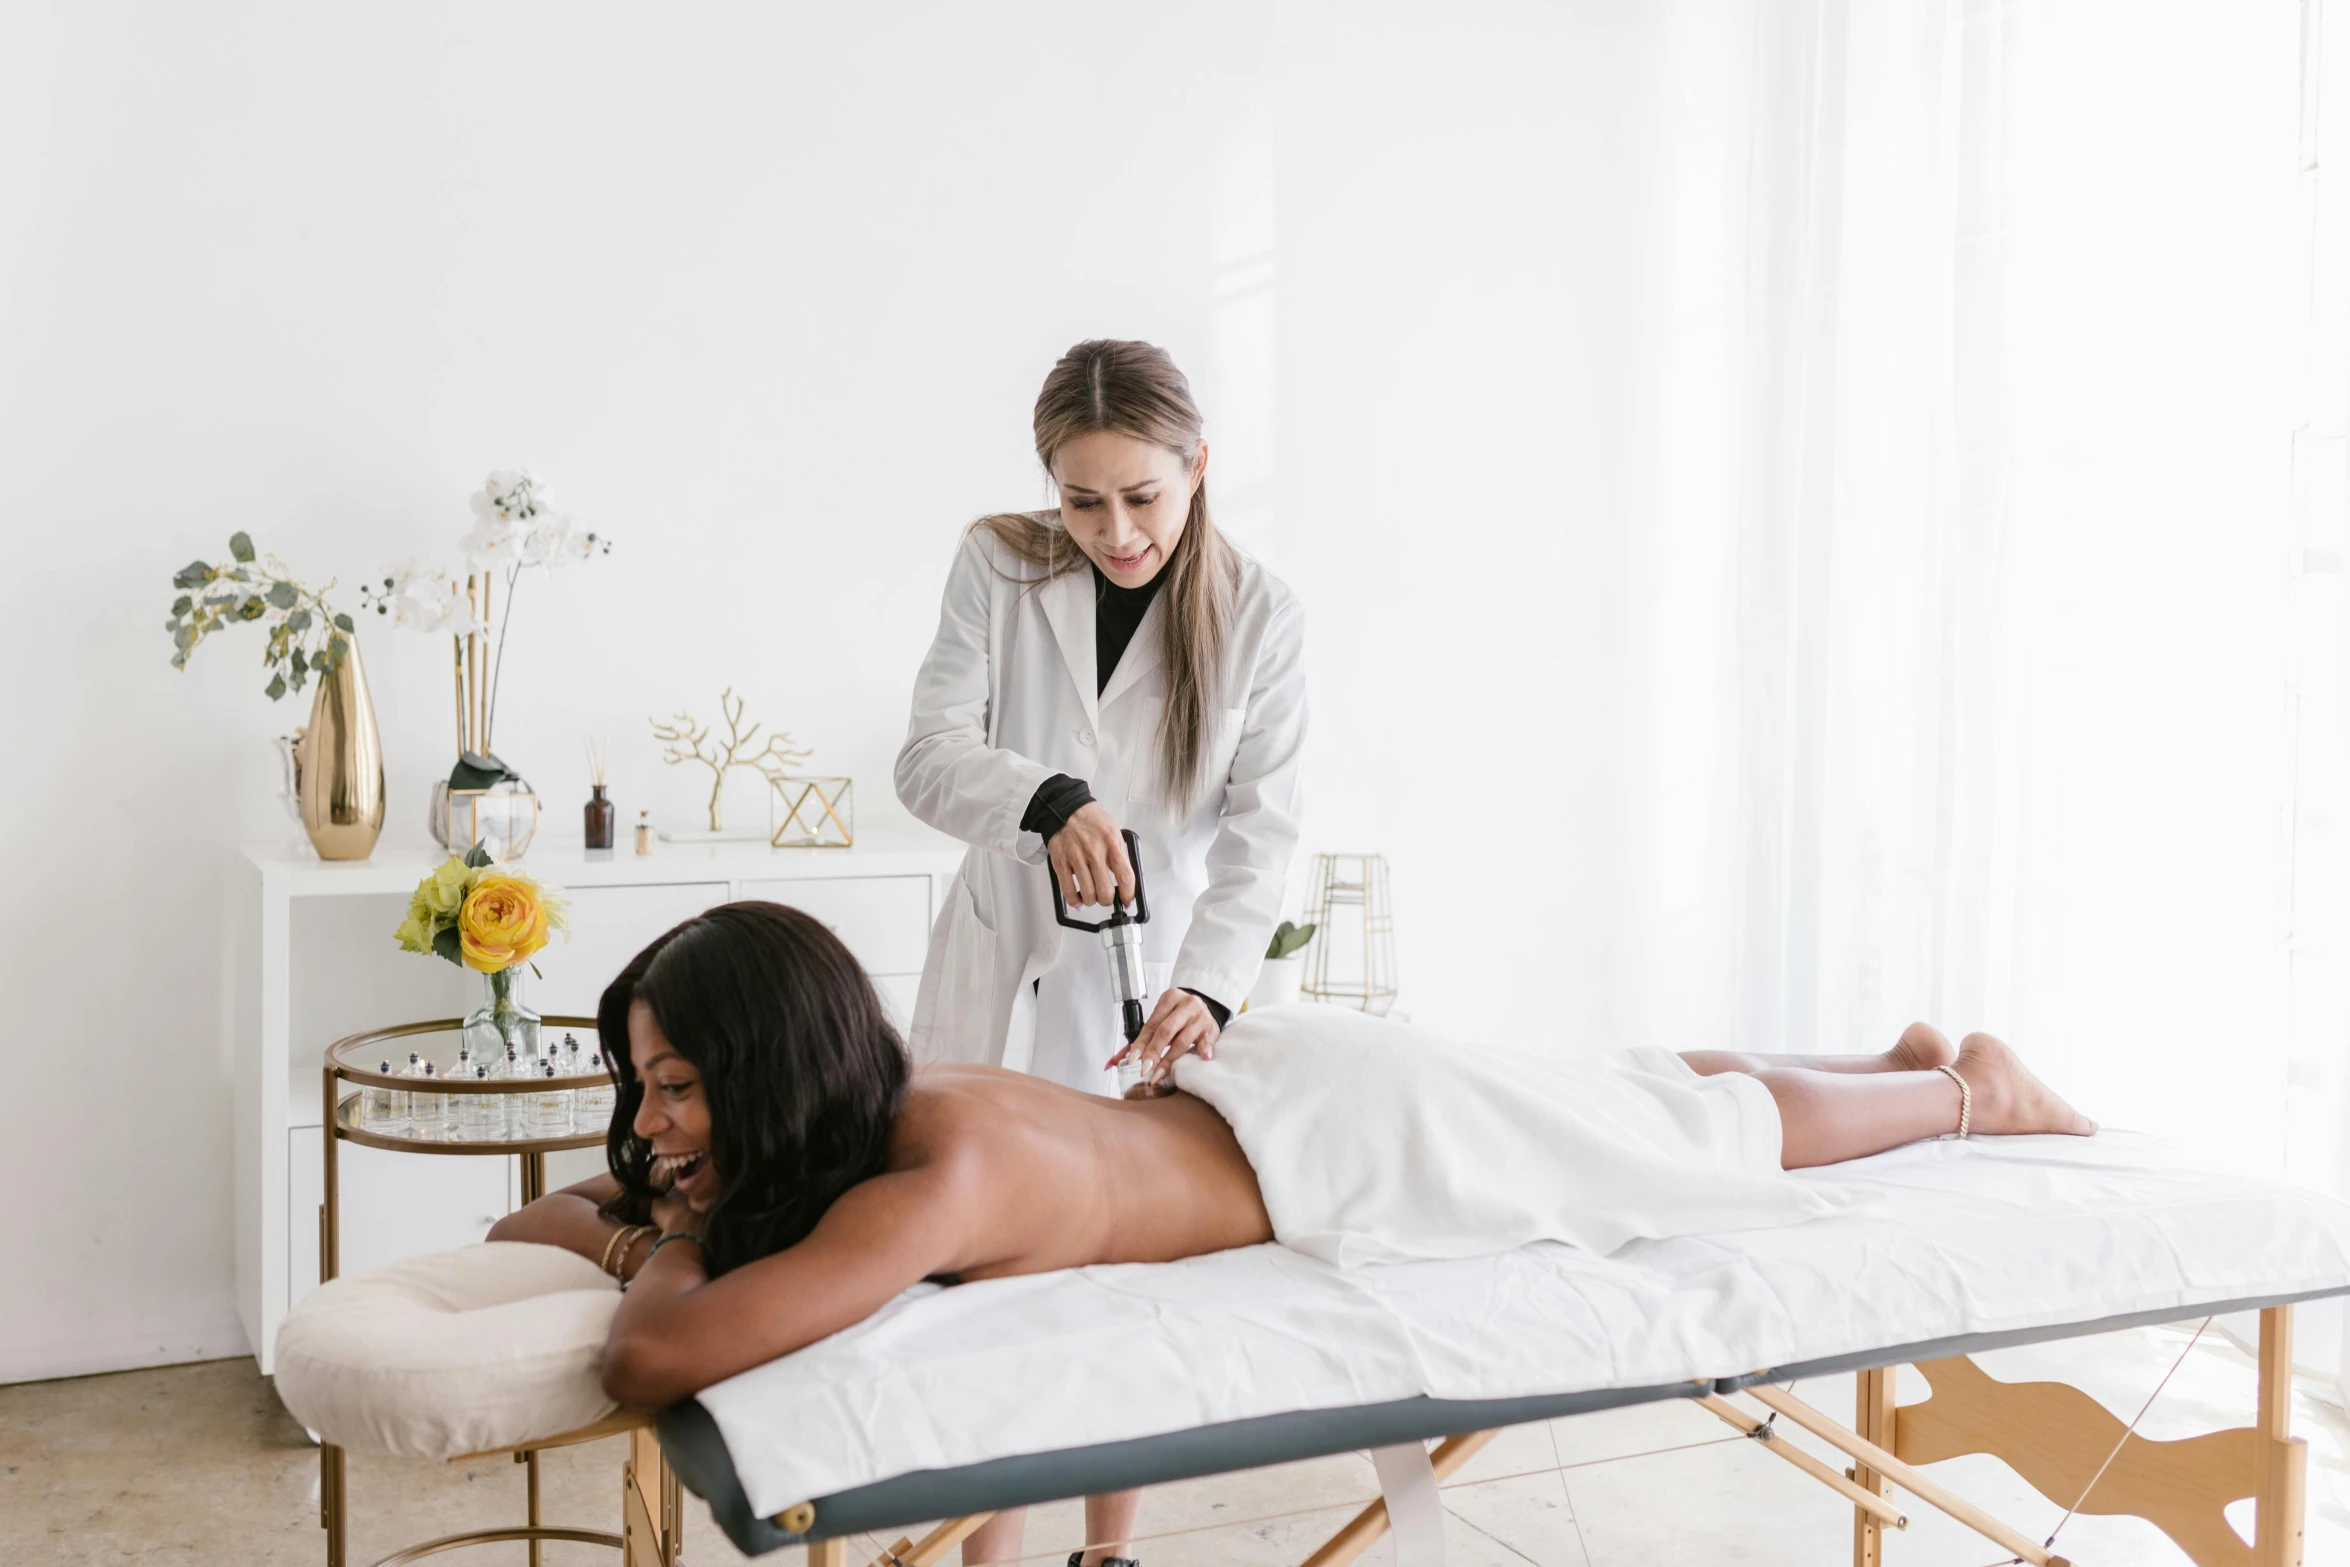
[369,562,482,636]
[520,511,599,567]
[461,514,527,568]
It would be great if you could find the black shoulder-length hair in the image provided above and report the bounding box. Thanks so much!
[593,900,910,1276]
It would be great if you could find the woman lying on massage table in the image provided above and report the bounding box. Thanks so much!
[490,897,2094,1451]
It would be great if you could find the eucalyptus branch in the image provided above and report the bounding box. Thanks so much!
[164,532,355,700]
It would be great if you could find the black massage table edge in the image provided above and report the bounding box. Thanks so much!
[658,1282,2350,1555]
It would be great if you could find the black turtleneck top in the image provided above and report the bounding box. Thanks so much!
[1020,563,1228,1026]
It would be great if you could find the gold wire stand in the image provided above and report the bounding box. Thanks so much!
[769,775,855,848]
[1299,852,1398,1013]
[318,1017,677,1567]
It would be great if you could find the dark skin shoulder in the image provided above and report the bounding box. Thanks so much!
[492,1065,1272,1408]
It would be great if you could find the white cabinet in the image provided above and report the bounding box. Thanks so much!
[530,882,731,1018]
[238,829,963,1373]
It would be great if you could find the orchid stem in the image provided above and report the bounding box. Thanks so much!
[484,562,519,755]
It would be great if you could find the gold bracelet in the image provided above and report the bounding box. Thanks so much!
[601,1223,654,1279]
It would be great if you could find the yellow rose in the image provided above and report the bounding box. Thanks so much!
[458,871,550,973]
[420,857,474,918]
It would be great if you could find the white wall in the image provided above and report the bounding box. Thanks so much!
[0,2,1687,1379]
[11,0,2315,1388]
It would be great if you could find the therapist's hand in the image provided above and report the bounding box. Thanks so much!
[1113,988,1223,1085]
[1048,801,1137,909]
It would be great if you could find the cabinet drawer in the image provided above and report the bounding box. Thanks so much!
[737,875,931,974]
[532,882,730,1017]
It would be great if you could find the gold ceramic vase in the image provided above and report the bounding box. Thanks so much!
[297,637,387,860]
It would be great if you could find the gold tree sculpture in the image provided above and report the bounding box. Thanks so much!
[649,688,813,831]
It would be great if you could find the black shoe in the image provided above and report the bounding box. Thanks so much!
[1066,1555,1140,1567]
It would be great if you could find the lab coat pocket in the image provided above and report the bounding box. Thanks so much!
[1212,704,1249,782]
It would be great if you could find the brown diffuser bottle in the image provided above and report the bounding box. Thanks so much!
[583,739,615,849]
[584,785,614,849]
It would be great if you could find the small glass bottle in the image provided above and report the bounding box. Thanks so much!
[499,1044,527,1137]
[459,1064,503,1142]
[562,1032,583,1078]
[394,1052,425,1129]
[525,1061,573,1138]
[634,809,653,855]
[585,784,616,850]
[411,1060,443,1140]
[582,1052,617,1127]
[363,1061,400,1131]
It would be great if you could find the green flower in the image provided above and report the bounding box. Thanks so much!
[420,856,475,918]
[393,906,434,955]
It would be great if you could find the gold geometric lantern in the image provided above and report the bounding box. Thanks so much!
[1299,852,1397,1014]
[769,776,855,848]
[437,782,541,861]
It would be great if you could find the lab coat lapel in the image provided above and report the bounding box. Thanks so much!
[1037,568,1099,728]
[1097,591,1167,712]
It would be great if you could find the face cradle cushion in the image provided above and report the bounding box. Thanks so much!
[274,1242,620,1459]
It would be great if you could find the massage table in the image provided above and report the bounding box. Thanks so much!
[636,1129,2350,1567]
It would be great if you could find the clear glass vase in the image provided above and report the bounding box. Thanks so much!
[463,966,541,1065]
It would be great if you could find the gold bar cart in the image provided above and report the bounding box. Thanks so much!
[319,1018,680,1567]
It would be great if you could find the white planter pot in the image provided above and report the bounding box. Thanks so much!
[1247,956,1304,1011]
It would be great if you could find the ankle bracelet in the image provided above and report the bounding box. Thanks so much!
[1935,1063,1972,1139]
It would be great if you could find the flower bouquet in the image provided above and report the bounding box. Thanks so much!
[397,844,570,1062]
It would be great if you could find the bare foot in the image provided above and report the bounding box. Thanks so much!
[1886,1022,1957,1074]
[1953,1032,2096,1137]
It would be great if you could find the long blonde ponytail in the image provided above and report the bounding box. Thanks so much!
[976,339,1235,813]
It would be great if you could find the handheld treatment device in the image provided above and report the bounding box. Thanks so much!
[1050,827,1168,1097]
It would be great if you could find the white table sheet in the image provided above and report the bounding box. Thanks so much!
[696,1131,2350,1517]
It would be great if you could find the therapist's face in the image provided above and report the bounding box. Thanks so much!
[1052,429,1207,589]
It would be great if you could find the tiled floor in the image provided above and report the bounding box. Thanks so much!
[4,1323,2345,1565]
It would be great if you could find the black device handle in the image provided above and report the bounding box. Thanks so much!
[1050,828,1150,931]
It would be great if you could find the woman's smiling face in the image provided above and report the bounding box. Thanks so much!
[629,998,718,1212]
[1051,429,1206,589]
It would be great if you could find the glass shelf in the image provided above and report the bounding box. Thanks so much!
[330,1092,607,1156]
[323,1016,614,1155]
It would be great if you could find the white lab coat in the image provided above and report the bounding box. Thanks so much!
[896,520,1307,1090]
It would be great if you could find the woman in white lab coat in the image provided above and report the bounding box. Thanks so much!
[898,338,1307,1093]
[895,340,1305,1566]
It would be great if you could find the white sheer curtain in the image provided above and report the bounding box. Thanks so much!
[1639,0,2310,1172]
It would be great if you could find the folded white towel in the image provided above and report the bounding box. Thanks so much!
[1173,1005,1858,1265]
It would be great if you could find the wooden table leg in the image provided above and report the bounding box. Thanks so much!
[808,1542,848,1566]
[1298,1431,1499,1567]
[1853,1367,1894,1567]
[2255,1306,2308,1567]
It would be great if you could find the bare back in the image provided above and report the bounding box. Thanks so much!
[902,1065,1273,1280]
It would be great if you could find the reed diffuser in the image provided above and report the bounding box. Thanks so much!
[583,737,615,850]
